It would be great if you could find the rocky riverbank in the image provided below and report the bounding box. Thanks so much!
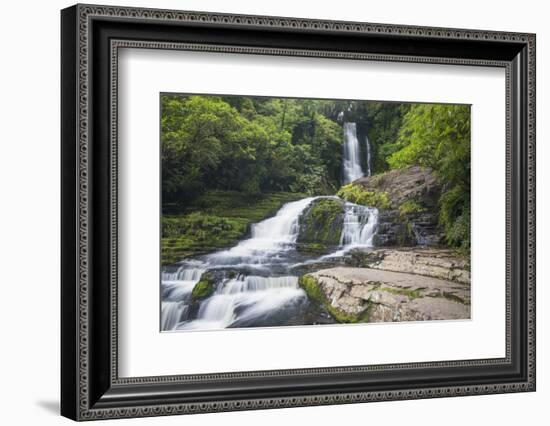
[344,247,470,284]
[298,247,470,323]
[299,266,470,323]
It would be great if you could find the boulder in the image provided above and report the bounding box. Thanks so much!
[296,198,344,254]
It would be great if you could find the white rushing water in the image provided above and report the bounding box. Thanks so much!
[206,197,318,266]
[342,122,365,184]
[161,198,319,331]
[161,196,380,331]
[161,262,206,330]
[177,276,305,330]
[340,203,378,248]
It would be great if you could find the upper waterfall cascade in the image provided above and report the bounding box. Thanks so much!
[342,122,364,184]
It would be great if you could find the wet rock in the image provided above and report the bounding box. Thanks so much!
[353,166,444,247]
[297,198,344,254]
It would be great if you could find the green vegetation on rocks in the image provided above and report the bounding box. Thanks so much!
[192,274,216,300]
[298,274,370,323]
[398,199,426,216]
[337,183,392,209]
[388,104,471,252]
[379,286,423,299]
[162,190,303,264]
[297,198,344,254]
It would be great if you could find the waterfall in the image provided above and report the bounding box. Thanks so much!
[340,203,378,248]
[207,197,318,266]
[161,262,206,329]
[365,134,372,177]
[161,198,318,331]
[342,122,364,184]
[161,302,190,330]
[178,276,305,330]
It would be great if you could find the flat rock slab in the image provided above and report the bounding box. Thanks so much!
[306,266,470,323]
[369,249,471,284]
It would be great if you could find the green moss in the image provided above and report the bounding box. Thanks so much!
[191,275,215,300]
[296,242,330,255]
[299,274,370,323]
[299,275,326,303]
[161,191,304,265]
[337,184,392,209]
[297,199,343,252]
[379,286,423,299]
[398,199,426,216]
[326,305,370,323]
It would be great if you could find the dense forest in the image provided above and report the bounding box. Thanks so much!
[161,94,471,265]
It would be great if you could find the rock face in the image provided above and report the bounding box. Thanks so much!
[354,166,440,208]
[299,266,470,323]
[345,248,470,284]
[297,198,344,254]
[353,166,443,247]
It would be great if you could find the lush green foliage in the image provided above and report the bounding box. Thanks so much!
[337,184,392,209]
[161,191,302,264]
[388,104,471,251]
[398,199,426,216]
[162,95,343,205]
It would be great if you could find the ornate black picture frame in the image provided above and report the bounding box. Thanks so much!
[61,3,536,421]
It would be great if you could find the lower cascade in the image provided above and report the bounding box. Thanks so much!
[340,203,378,247]
[161,197,379,331]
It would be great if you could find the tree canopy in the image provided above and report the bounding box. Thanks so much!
[161,95,343,203]
[161,94,471,251]
[388,104,471,250]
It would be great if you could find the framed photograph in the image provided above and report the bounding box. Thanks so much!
[61,4,536,421]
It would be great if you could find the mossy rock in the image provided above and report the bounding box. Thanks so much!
[297,198,344,253]
[379,286,423,299]
[298,274,370,323]
[398,199,426,216]
[191,272,217,300]
[336,184,392,209]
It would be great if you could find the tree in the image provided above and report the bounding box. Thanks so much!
[388,104,471,251]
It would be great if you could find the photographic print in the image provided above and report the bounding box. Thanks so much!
[160,94,471,332]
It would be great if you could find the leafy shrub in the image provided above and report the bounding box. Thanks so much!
[439,186,470,253]
[337,184,392,209]
[398,199,425,216]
